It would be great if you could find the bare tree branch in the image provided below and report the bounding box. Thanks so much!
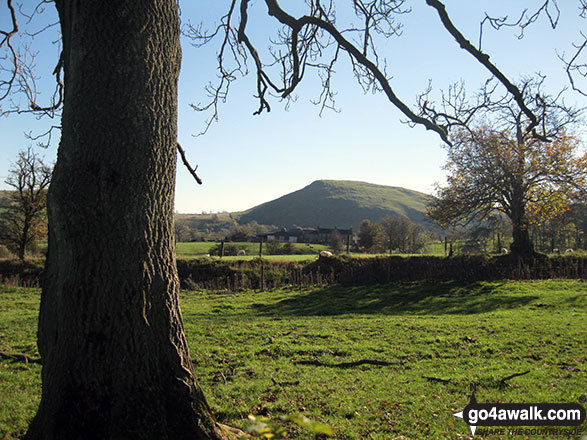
[177,143,203,185]
[0,0,19,102]
[0,0,63,117]
[479,1,560,48]
[425,0,541,138]
[24,124,61,148]
[189,1,584,147]
[559,32,587,97]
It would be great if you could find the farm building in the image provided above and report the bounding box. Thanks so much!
[259,226,353,244]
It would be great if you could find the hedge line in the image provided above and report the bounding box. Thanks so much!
[1,255,584,291]
[177,255,585,291]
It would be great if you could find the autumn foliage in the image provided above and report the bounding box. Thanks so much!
[428,126,586,256]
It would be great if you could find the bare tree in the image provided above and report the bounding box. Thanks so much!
[382,216,429,254]
[328,229,345,254]
[0,147,51,260]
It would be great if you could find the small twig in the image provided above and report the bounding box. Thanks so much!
[0,351,42,364]
[177,142,203,185]
[500,370,530,384]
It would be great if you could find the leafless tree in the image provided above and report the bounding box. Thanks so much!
[0,147,51,260]
[381,216,429,254]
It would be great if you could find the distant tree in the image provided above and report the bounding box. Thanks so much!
[328,229,345,254]
[0,148,51,260]
[428,80,586,257]
[534,202,587,251]
[562,203,586,250]
[486,216,512,254]
[382,216,409,253]
[357,219,386,253]
[208,242,239,256]
[381,216,429,254]
[460,226,492,254]
[229,225,252,242]
[246,220,272,236]
[280,241,299,255]
[266,239,282,255]
[405,224,430,254]
[174,219,193,242]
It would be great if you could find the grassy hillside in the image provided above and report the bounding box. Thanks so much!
[0,191,13,210]
[238,180,435,231]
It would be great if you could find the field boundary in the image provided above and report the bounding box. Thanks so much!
[1,255,584,291]
[177,255,585,291]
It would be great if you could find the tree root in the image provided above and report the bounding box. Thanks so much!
[0,351,41,364]
[217,422,248,439]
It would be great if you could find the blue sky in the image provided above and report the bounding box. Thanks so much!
[1,1,585,213]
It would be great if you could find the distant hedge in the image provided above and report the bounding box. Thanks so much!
[1,255,584,291]
[306,255,585,285]
[0,259,44,287]
[177,255,585,291]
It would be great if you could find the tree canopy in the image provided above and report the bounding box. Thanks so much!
[427,80,586,255]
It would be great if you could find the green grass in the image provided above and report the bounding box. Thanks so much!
[1,280,585,439]
[176,242,329,259]
[218,254,321,263]
[0,287,42,439]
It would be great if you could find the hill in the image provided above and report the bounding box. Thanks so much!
[0,191,13,210]
[237,180,436,231]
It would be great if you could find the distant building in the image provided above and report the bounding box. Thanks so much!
[258,226,353,244]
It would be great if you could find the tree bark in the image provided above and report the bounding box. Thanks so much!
[26,2,232,439]
[509,208,535,257]
[510,220,534,256]
[18,218,29,260]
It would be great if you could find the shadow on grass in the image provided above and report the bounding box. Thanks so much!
[254,282,538,316]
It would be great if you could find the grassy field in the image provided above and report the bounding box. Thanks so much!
[176,241,330,260]
[175,241,445,260]
[1,280,585,439]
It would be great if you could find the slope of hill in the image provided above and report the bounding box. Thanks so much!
[237,180,435,231]
[0,191,13,210]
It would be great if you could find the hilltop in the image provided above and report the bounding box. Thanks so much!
[237,180,435,231]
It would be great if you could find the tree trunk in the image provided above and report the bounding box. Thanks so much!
[510,216,535,257]
[26,2,232,439]
[18,218,29,260]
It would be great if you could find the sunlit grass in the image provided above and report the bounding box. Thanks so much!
[1,280,585,439]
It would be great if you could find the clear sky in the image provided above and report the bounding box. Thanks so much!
[1,1,585,213]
